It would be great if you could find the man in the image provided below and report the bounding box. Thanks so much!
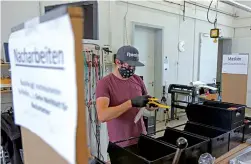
[96,45,156,146]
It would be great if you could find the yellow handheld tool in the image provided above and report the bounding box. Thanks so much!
[148,98,170,109]
[149,97,158,101]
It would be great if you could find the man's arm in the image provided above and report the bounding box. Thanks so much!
[96,97,132,122]
[96,95,151,122]
[95,78,133,122]
[95,77,150,122]
[137,76,158,111]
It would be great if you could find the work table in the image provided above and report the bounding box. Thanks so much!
[215,143,250,164]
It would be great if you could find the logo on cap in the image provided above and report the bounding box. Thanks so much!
[127,52,139,58]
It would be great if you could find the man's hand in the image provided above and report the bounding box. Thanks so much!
[131,95,151,107]
[146,104,159,111]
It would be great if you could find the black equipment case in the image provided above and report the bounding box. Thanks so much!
[186,101,245,130]
[183,121,229,157]
[228,125,245,150]
[108,135,176,164]
[155,127,209,163]
[243,117,251,141]
[185,101,247,152]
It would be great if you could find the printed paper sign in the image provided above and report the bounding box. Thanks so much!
[9,14,77,164]
[222,54,249,75]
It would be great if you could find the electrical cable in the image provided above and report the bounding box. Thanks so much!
[215,0,219,28]
[87,108,104,161]
[84,48,104,161]
[207,0,218,27]
[123,0,129,45]
[207,0,215,24]
[92,55,103,160]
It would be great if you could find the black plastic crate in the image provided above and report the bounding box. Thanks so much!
[228,125,245,150]
[203,101,244,108]
[154,127,209,164]
[203,101,245,125]
[108,135,176,164]
[244,119,251,141]
[186,102,245,130]
[183,122,229,158]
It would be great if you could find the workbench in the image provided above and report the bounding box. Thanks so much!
[215,143,251,164]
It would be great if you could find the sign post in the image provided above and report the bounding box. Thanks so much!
[9,7,87,164]
[222,54,249,105]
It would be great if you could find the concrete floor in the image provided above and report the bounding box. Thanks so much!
[246,108,251,117]
[156,115,187,130]
[154,114,188,138]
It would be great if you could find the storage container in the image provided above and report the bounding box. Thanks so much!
[186,102,245,130]
[154,127,209,164]
[183,122,229,158]
[228,125,245,150]
[203,101,245,127]
[108,135,176,164]
[243,119,251,141]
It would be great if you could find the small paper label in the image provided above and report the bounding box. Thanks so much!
[24,17,39,29]
[134,108,144,124]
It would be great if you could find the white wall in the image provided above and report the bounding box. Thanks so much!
[105,1,235,87]
[1,1,40,57]
[1,1,40,42]
[233,15,251,38]
[235,27,251,38]
[234,17,251,38]
[233,3,251,38]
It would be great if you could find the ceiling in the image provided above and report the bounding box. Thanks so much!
[236,1,251,7]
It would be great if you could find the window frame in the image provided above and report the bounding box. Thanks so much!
[45,1,98,40]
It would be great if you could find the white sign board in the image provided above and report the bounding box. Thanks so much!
[222,54,249,75]
[9,14,77,164]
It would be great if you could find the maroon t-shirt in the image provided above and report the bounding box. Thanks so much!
[96,73,147,146]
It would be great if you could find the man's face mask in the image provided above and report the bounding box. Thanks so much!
[118,61,135,78]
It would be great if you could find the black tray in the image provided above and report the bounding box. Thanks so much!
[228,125,245,150]
[154,127,209,164]
[186,102,245,130]
[183,121,229,158]
[108,135,176,164]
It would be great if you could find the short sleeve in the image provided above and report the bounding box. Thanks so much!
[96,79,110,99]
[138,77,148,95]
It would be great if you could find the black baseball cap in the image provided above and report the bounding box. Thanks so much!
[116,45,144,66]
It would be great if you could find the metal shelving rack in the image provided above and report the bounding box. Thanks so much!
[0,146,10,164]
